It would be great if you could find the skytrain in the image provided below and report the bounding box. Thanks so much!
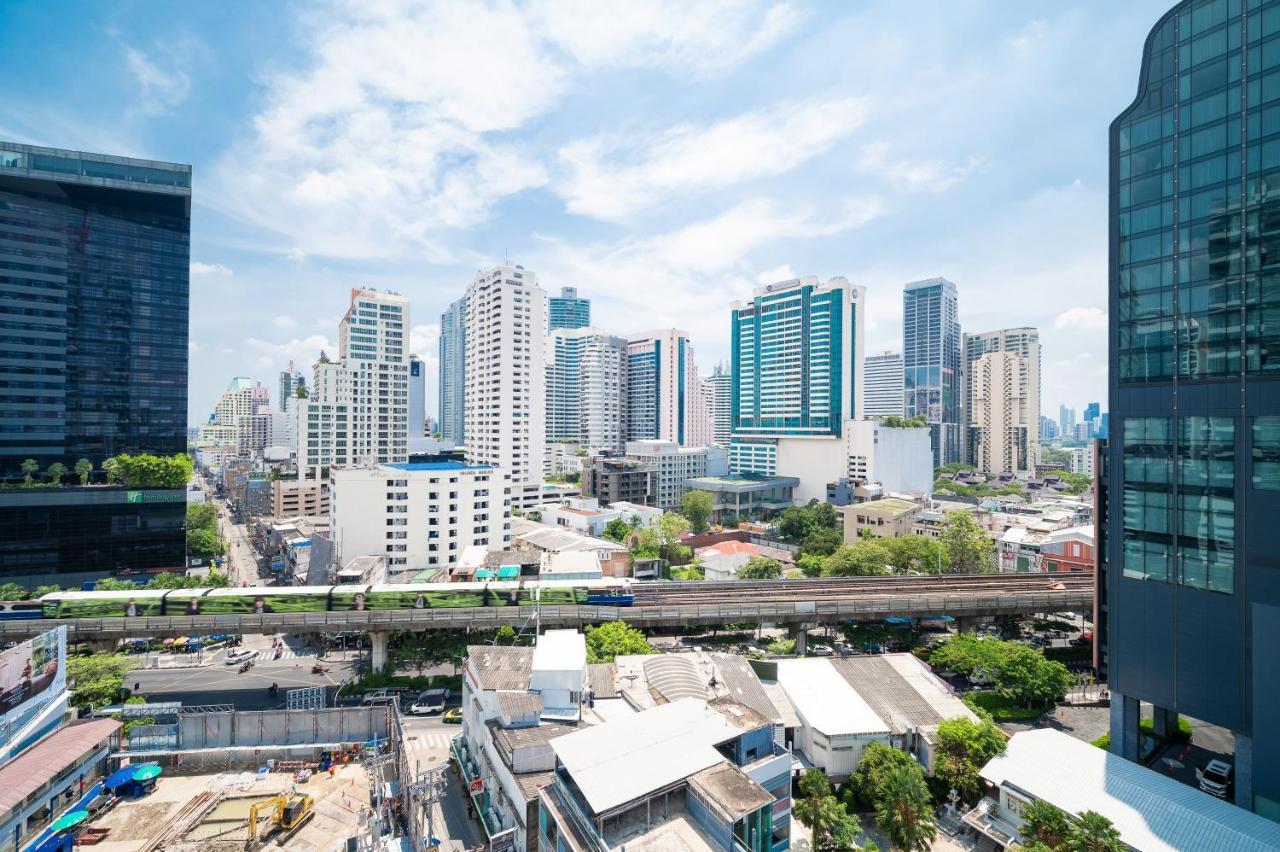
[21,578,634,620]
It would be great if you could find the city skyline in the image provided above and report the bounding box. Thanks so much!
[0,1,1173,424]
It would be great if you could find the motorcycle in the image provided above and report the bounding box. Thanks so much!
[268,683,279,697]
[239,660,253,673]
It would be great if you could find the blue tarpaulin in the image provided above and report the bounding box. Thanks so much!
[103,767,137,789]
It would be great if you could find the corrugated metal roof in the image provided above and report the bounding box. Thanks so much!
[982,730,1280,852]
[642,655,708,703]
[710,654,782,725]
[466,646,534,691]
[775,659,890,738]
[496,692,543,719]
[0,720,121,814]
[587,663,618,699]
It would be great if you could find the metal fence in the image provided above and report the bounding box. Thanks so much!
[178,706,388,749]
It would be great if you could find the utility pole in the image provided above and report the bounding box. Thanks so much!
[409,765,448,847]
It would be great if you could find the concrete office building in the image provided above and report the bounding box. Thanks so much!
[963,327,1040,468]
[864,351,905,418]
[0,142,190,582]
[464,263,546,499]
[270,480,329,518]
[1105,1,1280,818]
[903,277,961,468]
[438,296,466,447]
[330,461,509,574]
[844,419,934,494]
[969,351,1033,477]
[625,329,709,447]
[1059,404,1076,437]
[729,276,866,503]
[546,327,626,451]
[621,439,719,510]
[703,364,732,447]
[298,288,410,481]
[214,378,268,434]
[548,285,590,331]
[1068,446,1094,479]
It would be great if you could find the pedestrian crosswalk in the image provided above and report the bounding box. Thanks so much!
[402,731,455,760]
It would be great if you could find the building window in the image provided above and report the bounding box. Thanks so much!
[1178,416,1234,593]
[1252,416,1280,490]
[1122,417,1173,583]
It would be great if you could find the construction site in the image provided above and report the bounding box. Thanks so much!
[85,763,372,852]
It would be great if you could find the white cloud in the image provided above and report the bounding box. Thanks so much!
[531,0,802,76]
[125,46,190,114]
[210,0,801,259]
[1054,306,1107,332]
[191,261,233,276]
[410,323,440,357]
[271,316,300,331]
[558,97,869,221]
[245,334,335,373]
[756,264,796,284]
[858,142,984,193]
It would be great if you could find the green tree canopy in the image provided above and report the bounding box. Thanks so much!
[849,741,924,811]
[800,526,843,558]
[939,511,996,573]
[883,535,946,574]
[75,458,94,485]
[874,764,937,852]
[934,716,1007,804]
[584,621,654,663]
[1020,799,1070,850]
[997,644,1074,708]
[45,462,67,485]
[823,540,892,576]
[737,555,783,580]
[777,501,840,543]
[797,553,826,578]
[1065,810,1124,852]
[0,582,27,600]
[794,770,871,852]
[601,517,631,543]
[106,453,193,488]
[68,653,140,710]
[680,490,714,533]
[186,527,224,560]
[20,458,37,486]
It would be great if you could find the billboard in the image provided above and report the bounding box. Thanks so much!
[0,626,67,748]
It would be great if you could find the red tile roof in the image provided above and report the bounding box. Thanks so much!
[698,541,761,557]
[0,719,121,814]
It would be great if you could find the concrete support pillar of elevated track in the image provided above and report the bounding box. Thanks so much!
[369,631,389,672]
[955,616,981,635]
[788,625,808,656]
[84,639,117,654]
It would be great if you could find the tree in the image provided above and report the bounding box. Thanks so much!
[797,553,826,578]
[657,512,690,548]
[939,512,996,573]
[75,458,93,486]
[186,527,224,560]
[494,625,518,645]
[187,502,218,530]
[680,490,714,533]
[1065,810,1124,852]
[101,456,122,484]
[68,653,139,710]
[105,453,193,488]
[883,535,946,574]
[602,517,631,543]
[737,555,783,580]
[823,540,892,576]
[927,633,1007,680]
[1020,799,1070,850]
[584,621,653,663]
[808,501,839,530]
[997,644,1073,708]
[0,582,27,600]
[45,462,67,486]
[874,765,937,852]
[20,458,37,486]
[934,716,1007,804]
[765,637,795,656]
[31,584,61,598]
[800,526,842,558]
[793,770,869,852]
[850,742,924,811]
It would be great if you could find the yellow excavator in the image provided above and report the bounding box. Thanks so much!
[246,793,314,847]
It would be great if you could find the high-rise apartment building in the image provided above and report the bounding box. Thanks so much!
[903,277,961,468]
[702,364,732,447]
[438,296,466,447]
[278,363,305,411]
[408,355,426,438]
[962,327,1041,470]
[729,276,865,502]
[546,327,626,450]
[298,288,410,480]
[464,263,546,496]
[624,329,707,446]
[864,352,905,418]
[214,378,271,456]
[968,351,1031,477]
[548,286,590,331]
[1058,404,1076,437]
[0,142,190,583]
[1105,1,1280,817]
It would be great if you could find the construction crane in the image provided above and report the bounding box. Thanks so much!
[246,793,314,847]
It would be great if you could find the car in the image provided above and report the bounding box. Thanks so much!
[408,688,450,715]
[1197,759,1234,798]
[225,648,259,666]
[442,709,462,724]
[811,646,834,657]
[834,642,853,656]
[361,689,399,707]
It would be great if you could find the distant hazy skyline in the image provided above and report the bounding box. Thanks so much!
[0,0,1171,423]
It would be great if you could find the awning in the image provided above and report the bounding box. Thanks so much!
[474,569,495,580]
[496,566,520,580]
[50,810,89,831]
[104,766,137,789]
[132,764,162,781]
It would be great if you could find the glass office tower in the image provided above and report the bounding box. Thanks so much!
[0,142,190,584]
[903,277,961,467]
[548,286,590,331]
[1106,0,1280,819]
[438,296,466,446]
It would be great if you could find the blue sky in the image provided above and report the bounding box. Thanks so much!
[0,0,1172,425]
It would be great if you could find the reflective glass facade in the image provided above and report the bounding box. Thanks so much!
[1106,0,1280,819]
[903,277,961,466]
[548,286,590,331]
[0,142,190,582]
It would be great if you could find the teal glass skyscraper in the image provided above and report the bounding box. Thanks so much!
[1106,0,1280,819]
[903,277,961,467]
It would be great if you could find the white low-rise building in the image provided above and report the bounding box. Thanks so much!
[774,658,891,778]
[329,461,510,573]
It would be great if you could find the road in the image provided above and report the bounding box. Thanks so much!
[132,641,356,710]
[401,712,484,851]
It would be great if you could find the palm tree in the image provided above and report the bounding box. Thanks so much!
[1065,810,1124,852]
[875,765,938,851]
[45,462,67,486]
[75,458,93,486]
[1021,799,1069,849]
[20,458,38,486]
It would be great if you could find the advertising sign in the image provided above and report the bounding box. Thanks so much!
[0,626,67,748]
